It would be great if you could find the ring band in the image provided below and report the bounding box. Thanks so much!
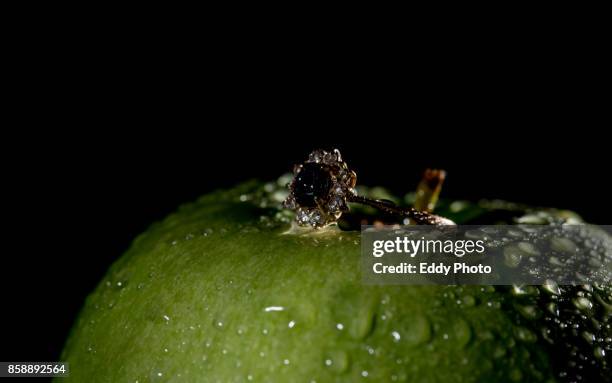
[283,149,455,228]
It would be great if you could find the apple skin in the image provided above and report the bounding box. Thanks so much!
[59,182,556,382]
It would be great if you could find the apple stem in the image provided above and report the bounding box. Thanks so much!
[413,169,446,212]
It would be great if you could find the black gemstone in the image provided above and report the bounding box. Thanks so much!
[293,163,332,207]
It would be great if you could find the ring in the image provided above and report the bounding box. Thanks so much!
[283,149,455,228]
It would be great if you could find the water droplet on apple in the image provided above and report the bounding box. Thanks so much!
[323,349,349,373]
[514,326,537,343]
[396,314,431,347]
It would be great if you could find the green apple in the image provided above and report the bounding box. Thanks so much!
[59,180,610,382]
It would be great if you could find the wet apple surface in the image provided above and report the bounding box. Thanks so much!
[59,180,611,382]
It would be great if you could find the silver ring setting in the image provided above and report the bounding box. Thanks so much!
[283,149,455,228]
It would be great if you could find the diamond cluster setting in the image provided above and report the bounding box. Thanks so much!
[283,149,356,228]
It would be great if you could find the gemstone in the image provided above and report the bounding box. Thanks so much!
[297,210,310,224]
[328,196,346,213]
[309,210,323,226]
[293,163,332,207]
[323,152,335,163]
[308,150,325,163]
[282,196,296,209]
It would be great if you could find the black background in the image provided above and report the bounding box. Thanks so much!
[1,47,609,369]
